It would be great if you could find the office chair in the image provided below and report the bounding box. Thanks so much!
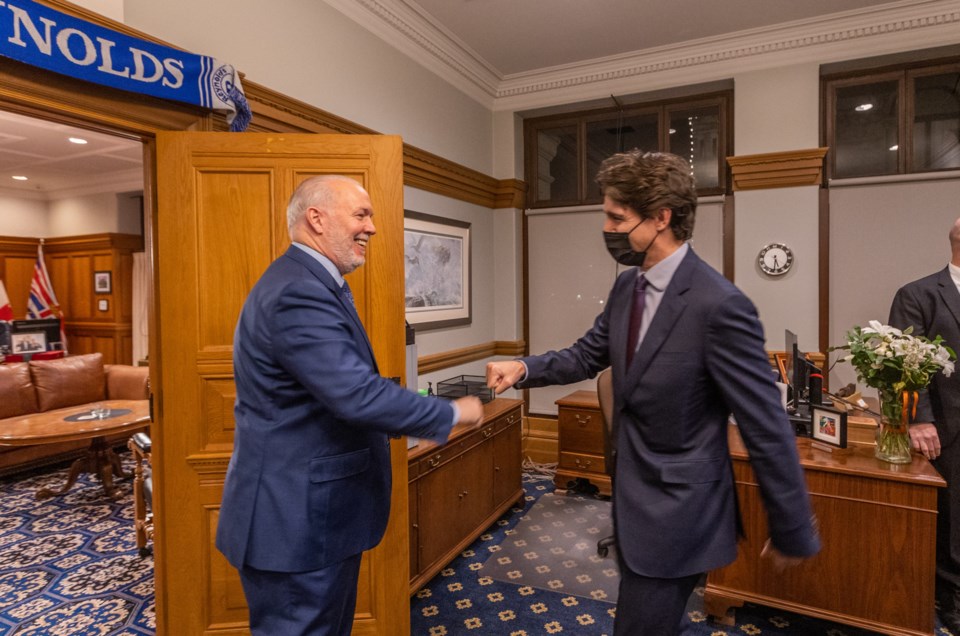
[596,367,617,558]
[128,432,154,557]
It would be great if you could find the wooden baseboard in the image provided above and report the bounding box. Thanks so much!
[522,414,558,464]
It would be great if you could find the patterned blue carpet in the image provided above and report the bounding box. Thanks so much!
[0,456,154,635]
[0,461,951,635]
[410,473,952,636]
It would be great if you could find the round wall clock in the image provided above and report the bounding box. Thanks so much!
[758,242,794,276]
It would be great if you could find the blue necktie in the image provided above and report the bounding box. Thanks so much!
[627,275,647,367]
[342,281,355,308]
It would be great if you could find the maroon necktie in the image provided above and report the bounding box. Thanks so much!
[626,275,647,367]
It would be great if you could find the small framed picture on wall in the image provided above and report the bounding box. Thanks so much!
[94,271,112,294]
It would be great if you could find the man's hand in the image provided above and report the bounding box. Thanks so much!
[761,539,807,571]
[486,361,525,394]
[454,396,484,427]
[910,422,941,460]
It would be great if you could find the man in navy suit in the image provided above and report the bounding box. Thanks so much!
[216,175,484,635]
[487,151,820,635]
[889,216,960,634]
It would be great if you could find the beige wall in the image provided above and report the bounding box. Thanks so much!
[102,2,960,406]
[829,178,960,394]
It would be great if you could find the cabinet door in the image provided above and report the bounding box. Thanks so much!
[493,417,522,509]
[460,434,495,533]
[409,480,419,581]
[417,440,496,572]
[417,456,468,571]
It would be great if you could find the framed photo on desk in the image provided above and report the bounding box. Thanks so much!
[811,404,847,448]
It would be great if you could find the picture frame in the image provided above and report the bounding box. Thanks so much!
[811,404,848,449]
[773,352,790,385]
[403,210,471,330]
[11,332,46,353]
[94,271,112,294]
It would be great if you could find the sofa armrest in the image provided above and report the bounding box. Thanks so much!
[105,364,150,400]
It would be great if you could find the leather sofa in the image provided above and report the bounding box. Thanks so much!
[0,352,149,476]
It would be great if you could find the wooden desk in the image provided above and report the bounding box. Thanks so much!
[407,398,523,593]
[554,391,611,496]
[705,426,946,636]
[0,400,150,499]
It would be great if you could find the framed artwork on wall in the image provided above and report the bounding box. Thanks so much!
[403,210,471,330]
[94,271,112,294]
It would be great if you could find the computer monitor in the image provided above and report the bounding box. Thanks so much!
[10,318,63,353]
[784,328,822,410]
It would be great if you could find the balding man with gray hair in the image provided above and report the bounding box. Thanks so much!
[217,175,483,635]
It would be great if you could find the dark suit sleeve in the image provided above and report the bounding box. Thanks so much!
[706,292,821,558]
[272,278,454,442]
[889,285,935,424]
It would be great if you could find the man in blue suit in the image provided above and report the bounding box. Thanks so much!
[216,175,484,635]
[487,151,820,635]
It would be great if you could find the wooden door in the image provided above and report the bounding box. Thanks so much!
[153,132,409,635]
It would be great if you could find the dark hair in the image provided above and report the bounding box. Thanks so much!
[595,150,697,241]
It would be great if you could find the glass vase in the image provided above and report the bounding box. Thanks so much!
[875,390,913,464]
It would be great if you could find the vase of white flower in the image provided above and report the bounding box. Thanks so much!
[875,389,914,464]
[835,321,955,464]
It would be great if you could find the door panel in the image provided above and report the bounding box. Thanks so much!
[154,132,408,635]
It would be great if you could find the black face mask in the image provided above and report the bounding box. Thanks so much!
[603,219,660,267]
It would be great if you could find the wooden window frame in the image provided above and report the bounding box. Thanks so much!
[822,56,960,180]
[523,91,733,209]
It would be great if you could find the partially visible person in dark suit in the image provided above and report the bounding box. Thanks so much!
[216,175,484,635]
[889,216,960,634]
[487,151,820,636]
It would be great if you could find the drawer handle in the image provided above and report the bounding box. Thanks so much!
[428,454,442,467]
[574,458,592,469]
[575,414,592,426]
[458,490,469,500]
[483,428,493,438]
[506,414,518,424]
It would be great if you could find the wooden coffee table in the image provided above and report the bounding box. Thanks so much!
[0,399,150,499]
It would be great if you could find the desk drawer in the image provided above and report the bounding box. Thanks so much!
[558,408,604,454]
[559,450,605,475]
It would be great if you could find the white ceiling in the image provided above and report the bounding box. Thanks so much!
[0,110,142,200]
[0,0,952,196]
[405,0,890,76]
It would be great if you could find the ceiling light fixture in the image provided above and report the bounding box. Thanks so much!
[68,137,88,144]
[855,103,874,112]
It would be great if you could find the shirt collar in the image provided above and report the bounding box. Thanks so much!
[640,242,689,291]
[292,242,345,286]
[949,262,960,289]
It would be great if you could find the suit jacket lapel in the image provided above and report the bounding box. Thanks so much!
[629,249,694,381]
[936,267,960,329]
[284,247,377,364]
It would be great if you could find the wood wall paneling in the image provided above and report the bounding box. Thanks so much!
[0,234,142,364]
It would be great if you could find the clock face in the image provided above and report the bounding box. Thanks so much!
[758,242,794,276]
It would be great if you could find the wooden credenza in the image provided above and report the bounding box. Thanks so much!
[555,391,610,496]
[706,425,946,636]
[408,398,523,593]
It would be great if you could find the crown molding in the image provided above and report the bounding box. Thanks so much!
[728,148,829,191]
[322,0,499,108]
[496,0,960,110]
[324,0,960,112]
